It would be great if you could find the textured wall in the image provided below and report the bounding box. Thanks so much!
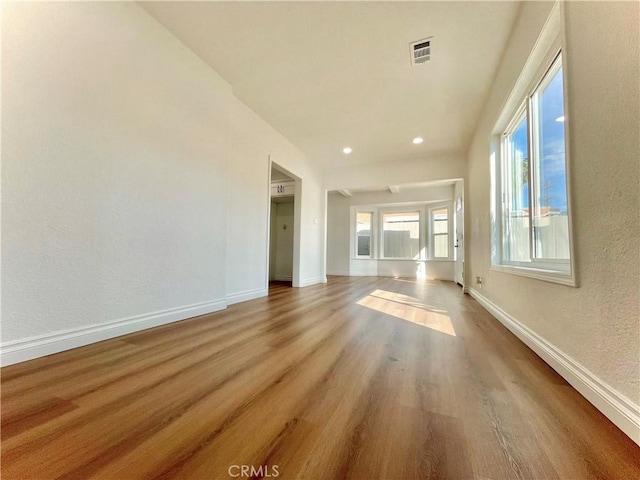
[226,98,325,293]
[326,194,353,276]
[467,1,639,403]
[2,2,327,353]
[2,2,231,342]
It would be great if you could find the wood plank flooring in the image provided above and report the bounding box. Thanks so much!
[2,276,639,479]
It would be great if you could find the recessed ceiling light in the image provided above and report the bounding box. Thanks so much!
[343,147,352,154]
[555,116,565,122]
[412,137,424,144]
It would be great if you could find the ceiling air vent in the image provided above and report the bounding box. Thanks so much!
[410,38,432,66]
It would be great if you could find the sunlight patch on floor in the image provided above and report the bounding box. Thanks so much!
[357,289,456,336]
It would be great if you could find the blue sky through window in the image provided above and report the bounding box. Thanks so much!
[537,66,567,213]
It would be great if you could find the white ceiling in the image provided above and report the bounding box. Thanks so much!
[349,179,457,194]
[141,1,520,169]
[331,178,458,196]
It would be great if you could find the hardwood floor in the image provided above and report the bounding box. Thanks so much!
[2,277,638,479]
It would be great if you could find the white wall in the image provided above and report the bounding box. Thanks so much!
[2,1,231,354]
[324,153,466,192]
[225,98,271,304]
[1,2,326,364]
[326,185,456,280]
[295,175,326,287]
[226,99,325,292]
[466,1,639,441]
[326,196,351,276]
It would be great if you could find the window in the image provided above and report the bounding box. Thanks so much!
[382,211,420,259]
[492,49,574,285]
[430,207,450,259]
[355,211,373,257]
[351,205,439,261]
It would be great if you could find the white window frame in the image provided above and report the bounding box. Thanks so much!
[490,3,576,286]
[500,104,530,265]
[379,207,426,260]
[429,204,453,260]
[351,204,434,261]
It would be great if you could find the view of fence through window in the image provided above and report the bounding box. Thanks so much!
[532,62,569,260]
[432,208,449,258]
[504,113,531,262]
[383,212,420,259]
[356,212,372,256]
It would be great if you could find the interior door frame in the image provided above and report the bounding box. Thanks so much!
[266,157,303,288]
[454,181,465,287]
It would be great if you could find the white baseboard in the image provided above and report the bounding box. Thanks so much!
[468,288,640,446]
[326,271,350,276]
[328,272,455,281]
[226,287,267,305]
[298,277,325,287]
[0,299,227,367]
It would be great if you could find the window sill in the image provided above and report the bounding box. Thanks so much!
[352,258,423,262]
[351,258,454,262]
[379,258,423,262]
[490,264,577,287]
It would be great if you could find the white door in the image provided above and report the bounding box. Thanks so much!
[454,196,464,286]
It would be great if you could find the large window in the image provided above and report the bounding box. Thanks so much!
[493,49,574,285]
[351,204,453,261]
[382,211,420,259]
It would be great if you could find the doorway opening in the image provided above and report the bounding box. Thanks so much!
[269,164,296,290]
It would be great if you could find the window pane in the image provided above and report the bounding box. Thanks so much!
[532,60,570,259]
[383,212,419,258]
[357,236,371,256]
[504,115,531,262]
[356,212,372,256]
[433,208,448,234]
[356,212,371,233]
[434,234,449,258]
